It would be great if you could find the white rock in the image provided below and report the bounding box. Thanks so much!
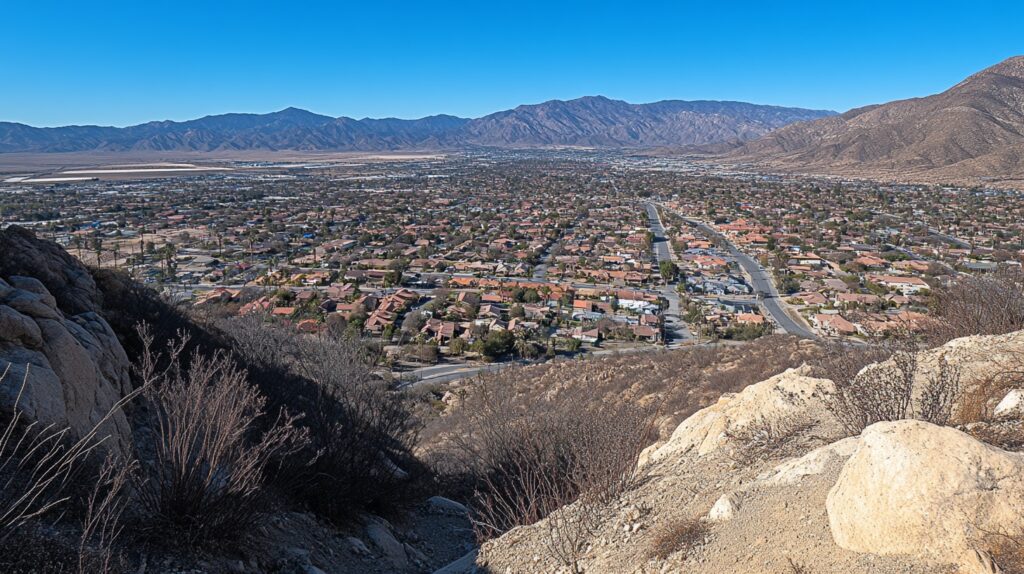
[708,493,741,522]
[365,520,409,570]
[826,420,1024,569]
[647,366,837,463]
[994,389,1024,419]
[761,437,860,487]
[427,495,469,515]
[345,537,371,556]
[432,550,479,574]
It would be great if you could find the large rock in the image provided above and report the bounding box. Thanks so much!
[646,365,837,464]
[761,436,860,487]
[0,226,103,315]
[0,228,133,449]
[826,420,1024,569]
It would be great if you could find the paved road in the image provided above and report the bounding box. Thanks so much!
[643,203,693,347]
[396,342,703,387]
[395,360,528,387]
[670,210,817,339]
[928,227,972,249]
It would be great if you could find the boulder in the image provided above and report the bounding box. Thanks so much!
[647,365,837,463]
[0,226,103,315]
[826,420,1024,569]
[426,496,469,516]
[365,517,409,570]
[432,550,478,574]
[0,251,133,450]
[761,437,860,487]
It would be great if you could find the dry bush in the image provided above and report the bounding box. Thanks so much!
[724,411,817,465]
[77,455,134,574]
[957,375,1018,424]
[647,517,708,560]
[220,314,423,521]
[964,420,1024,452]
[817,335,961,436]
[929,267,1024,345]
[131,326,306,545]
[445,380,655,544]
[0,364,137,574]
[917,358,963,425]
[423,336,817,449]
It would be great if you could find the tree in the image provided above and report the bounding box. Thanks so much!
[482,330,515,360]
[659,260,678,282]
[449,337,469,356]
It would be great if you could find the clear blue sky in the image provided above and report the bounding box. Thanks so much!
[4,0,1022,127]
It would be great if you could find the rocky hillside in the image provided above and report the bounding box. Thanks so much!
[0,226,133,449]
[0,99,833,152]
[439,330,1024,574]
[721,56,1024,188]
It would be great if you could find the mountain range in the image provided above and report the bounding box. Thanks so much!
[0,98,834,153]
[720,56,1024,187]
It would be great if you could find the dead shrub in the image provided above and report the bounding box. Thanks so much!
[0,363,138,574]
[131,326,306,545]
[446,380,655,543]
[964,420,1024,452]
[220,315,423,521]
[928,267,1024,345]
[957,376,1017,424]
[818,335,961,436]
[725,412,817,465]
[647,517,708,560]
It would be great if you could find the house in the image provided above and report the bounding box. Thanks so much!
[571,327,600,344]
[814,313,857,337]
[632,325,660,342]
[791,292,827,306]
[736,313,766,324]
[867,275,930,295]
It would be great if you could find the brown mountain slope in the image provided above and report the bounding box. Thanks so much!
[724,56,1024,188]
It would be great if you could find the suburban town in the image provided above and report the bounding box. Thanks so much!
[5,8,1024,571]
[3,152,1021,383]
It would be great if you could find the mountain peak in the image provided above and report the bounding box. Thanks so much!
[724,55,1024,187]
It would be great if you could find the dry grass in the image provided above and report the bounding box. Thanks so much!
[423,335,818,449]
[928,267,1024,345]
[724,412,817,465]
[647,517,709,560]
[131,326,306,545]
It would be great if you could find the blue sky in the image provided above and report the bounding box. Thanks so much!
[3,1,1022,126]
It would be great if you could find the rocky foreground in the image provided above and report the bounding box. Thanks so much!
[438,331,1024,574]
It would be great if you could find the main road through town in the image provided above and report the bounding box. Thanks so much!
[655,204,817,340]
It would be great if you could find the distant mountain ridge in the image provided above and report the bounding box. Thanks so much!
[721,56,1024,187]
[0,97,834,153]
